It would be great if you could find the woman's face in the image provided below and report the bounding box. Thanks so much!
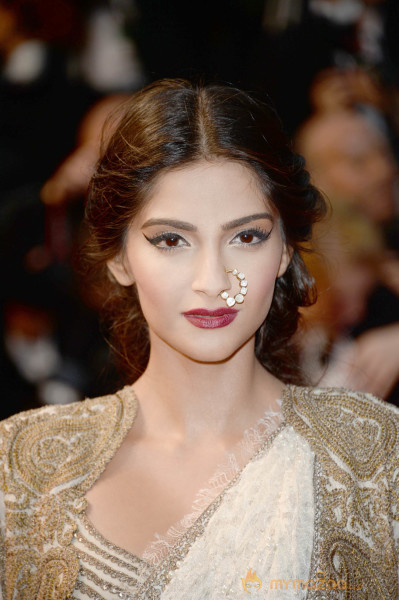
[108,160,291,363]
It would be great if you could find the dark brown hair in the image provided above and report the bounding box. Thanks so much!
[84,79,326,384]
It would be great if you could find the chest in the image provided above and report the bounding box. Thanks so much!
[84,438,242,558]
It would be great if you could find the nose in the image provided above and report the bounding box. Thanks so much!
[191,251,232,299]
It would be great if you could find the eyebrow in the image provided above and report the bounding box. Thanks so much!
[141,218,196,231]
[221,212,274,230]
[141,213,274,232]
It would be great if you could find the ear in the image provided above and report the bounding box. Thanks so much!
[277,243,293,278]
[107,255,135,286]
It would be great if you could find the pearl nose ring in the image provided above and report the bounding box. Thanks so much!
[220,268,248,307]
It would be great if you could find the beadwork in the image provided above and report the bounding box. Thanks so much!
[0,385,398,599]
[220,268,248,307]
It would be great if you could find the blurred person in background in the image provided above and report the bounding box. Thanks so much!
[41,93,129,207]
[0,0,97,418]
[300,209,396,393]
[255,0,399,133]
[1,94,127,415]
[0,0,121,416]
[308,64,399,159]
[297,108,399,402]
[297,109,397,226]
[79,0,145,94]
[0,0,96,194]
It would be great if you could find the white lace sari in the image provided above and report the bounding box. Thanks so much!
[72,400,315,599]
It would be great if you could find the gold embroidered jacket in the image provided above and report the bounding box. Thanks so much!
[0,385,398,599]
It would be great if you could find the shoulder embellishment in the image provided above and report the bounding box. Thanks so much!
[283,385,399,480]
[283,386,399,599]
[1,386,138,599]
[4,387,137,494]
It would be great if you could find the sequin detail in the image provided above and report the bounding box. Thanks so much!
[0,386,138,599]
[0,385,398,599]
[71,513,151,599]
[284,386,399,599]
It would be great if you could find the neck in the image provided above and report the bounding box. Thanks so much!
[132,335,284,444]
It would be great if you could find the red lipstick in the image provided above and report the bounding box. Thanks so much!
[183,307,238,329]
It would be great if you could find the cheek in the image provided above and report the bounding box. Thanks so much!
[135,272,167,311]
[249,245,285,296]
[242,262,280,330]
[260,271,278,298]
[253,271,278,315]
[132,258,187,316]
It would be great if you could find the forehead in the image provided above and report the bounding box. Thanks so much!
[136,160,274,224]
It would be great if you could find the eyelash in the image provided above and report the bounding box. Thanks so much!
[143,227,272,252]
[233,228,272,246]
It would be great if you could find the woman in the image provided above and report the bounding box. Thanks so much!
[0,79,398,599]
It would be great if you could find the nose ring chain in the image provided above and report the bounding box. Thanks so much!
[220,268,248,307]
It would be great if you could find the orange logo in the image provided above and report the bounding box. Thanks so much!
[241,569,262,593]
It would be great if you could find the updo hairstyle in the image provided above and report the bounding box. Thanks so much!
[84,79,326,384]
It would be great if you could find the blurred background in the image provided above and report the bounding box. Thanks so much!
[1,0,398,417]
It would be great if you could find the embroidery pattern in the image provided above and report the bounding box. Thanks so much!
[0,385,398,599]
[0,388,137,599]
[284,386,399,599]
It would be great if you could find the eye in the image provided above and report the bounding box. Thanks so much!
[231,227,271,246]
[161,235,180,247]
[239,232,254,243]
[143,232,189,250]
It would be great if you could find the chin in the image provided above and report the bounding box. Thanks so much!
[184,350,236,364]
[179,338,253,364]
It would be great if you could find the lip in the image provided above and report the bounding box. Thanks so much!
[183,307,238,329]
